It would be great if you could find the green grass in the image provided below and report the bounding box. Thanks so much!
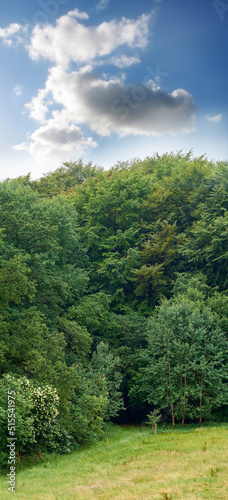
[0,424,228,499]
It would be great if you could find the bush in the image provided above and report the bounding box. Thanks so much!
[0,374,64,465]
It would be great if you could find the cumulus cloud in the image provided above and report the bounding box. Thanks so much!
[29,123,96,157]
[14,114,97,162]
[0,23,27,46]
[27,10,151,67]
[67,8,89,20]
[0,8,195,162]
[26,88,51,122]
[25,67,195,139]
[205,113,222,123]
[0,23,21,38]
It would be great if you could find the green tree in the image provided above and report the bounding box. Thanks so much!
[91,342,124,419]
[72,166,151,311]
[68,365,108,445]
[31,160,103,197]
[59,318,92,366]
[133,297,228,425]
[66,292,112,342]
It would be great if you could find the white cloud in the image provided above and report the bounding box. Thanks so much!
[205,113,222,123]
[2,8,195,164]
[0,23,28,46]
[27,11,151,67]
[29,122,96,157]
[110,55,140,68]
[25,67,195,140]
[14,114,97,162]
[67,8,89,20]
[0,23,21,39]
[13,142,28,151]
[96,0,110,12]
[13,84,23,96]
[26,88,51,122]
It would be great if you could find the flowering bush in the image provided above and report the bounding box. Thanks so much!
[30,385,59,439]
[0,374,66,465]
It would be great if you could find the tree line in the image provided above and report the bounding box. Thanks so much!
[0,152,228,465]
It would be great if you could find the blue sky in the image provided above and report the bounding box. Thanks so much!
[0,0,227,179]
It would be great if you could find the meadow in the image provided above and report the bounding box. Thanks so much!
[0,424,227,500]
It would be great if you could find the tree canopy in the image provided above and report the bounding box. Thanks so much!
[1,152,228,464]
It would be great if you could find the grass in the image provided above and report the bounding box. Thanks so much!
[0,423,228,499]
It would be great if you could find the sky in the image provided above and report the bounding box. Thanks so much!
[0,0,227,180]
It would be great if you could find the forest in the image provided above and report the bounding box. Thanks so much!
[0,151,228,465]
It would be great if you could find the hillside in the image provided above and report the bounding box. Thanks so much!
[0,424,228,499]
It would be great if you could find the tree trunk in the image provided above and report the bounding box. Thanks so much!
[199,373,204,425]
[182,374,187,427]
[168,359,175,426]
[17,450,21,465]
[171,404,175,427]
[36,450,44,461]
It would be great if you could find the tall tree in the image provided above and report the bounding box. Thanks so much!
[133,297,228,425]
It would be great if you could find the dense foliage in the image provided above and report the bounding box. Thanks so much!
[0,152,228,464]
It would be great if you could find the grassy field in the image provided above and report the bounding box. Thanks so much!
[0,424,227,499]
